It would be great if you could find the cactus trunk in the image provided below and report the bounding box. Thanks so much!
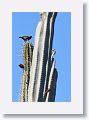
[20,12,58,102]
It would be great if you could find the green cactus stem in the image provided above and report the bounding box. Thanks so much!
[20,43,33,102]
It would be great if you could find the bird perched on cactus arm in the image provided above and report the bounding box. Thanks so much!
[19,36,32,42]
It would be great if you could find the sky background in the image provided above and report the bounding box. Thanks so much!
[12,12,71,102]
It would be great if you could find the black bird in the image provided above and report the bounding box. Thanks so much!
[19,64,24,69]
[19,36,32,42]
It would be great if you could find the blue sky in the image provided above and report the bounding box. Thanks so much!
[12,12,71,102]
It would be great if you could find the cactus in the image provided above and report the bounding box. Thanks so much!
[20,12,58,102]
[20,43,33,102]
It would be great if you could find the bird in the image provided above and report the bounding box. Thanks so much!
[19,36,32,42]
[18,64,24,69]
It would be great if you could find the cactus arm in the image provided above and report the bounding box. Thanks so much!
[20,43,33,102]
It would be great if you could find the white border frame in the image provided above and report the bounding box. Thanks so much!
[0,0,83,114]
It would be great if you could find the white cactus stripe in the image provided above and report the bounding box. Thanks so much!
[46,60,55,102]
[34,15,49,101]
[28,21,43,101]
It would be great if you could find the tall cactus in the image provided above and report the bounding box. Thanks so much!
[20,12,58,102]
[20,43,33,102]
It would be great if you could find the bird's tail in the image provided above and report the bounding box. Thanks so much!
[19,37,22,38]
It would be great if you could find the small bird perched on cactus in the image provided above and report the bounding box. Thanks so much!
[19,36,32,42]
[19,64,24,69]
